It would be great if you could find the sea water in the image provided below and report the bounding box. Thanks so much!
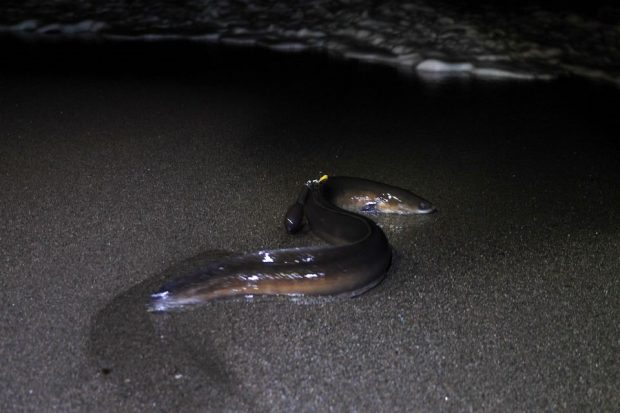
[1,0,619,85]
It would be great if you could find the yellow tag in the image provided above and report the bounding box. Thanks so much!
[318,174,329,183]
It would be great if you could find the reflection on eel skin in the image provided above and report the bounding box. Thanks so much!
[149,176,435,312]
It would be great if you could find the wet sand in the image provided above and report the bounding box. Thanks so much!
[1,39,619,411]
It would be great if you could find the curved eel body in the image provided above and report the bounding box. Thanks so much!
[149,176,434,311]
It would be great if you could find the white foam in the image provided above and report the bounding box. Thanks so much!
[1,0,618,86]
[1,18,107,36]
[417,59,474,73]
[220,35,257,46]
[39,20,107,34]
[10,19,39,31]
[472,67,542,80]
[262,41,309,52]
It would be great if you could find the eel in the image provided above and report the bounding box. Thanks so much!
[149,176,435,312]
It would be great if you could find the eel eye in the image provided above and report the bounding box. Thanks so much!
[361,202,377,213]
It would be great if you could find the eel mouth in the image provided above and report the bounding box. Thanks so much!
[417,200,436,214]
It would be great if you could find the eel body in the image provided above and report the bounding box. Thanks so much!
[149,176,434,311]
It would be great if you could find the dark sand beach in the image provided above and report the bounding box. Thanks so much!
[1,39,619,411]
